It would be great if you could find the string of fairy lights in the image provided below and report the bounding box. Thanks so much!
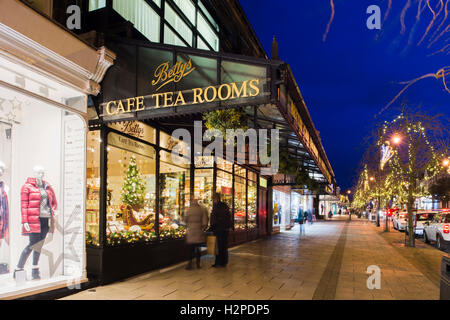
[352,112,448,210]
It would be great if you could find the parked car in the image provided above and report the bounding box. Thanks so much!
[393,212,407,231]
[405,212,435,237]
[423,212,450,251]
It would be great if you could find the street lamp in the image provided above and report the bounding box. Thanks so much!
[443,158,449,167]
[392,134,402,145]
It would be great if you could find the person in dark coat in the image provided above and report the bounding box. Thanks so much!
[298,208,305,235]
[184,200,209,269]
[307,210,313,225]
[210,193,231,267]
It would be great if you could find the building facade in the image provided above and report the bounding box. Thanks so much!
[7,0,338,287]
[0,0,114,298]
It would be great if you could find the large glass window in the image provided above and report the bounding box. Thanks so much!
[248,173,257,229]
[197,13,219,51]
[273,189,291,229]
[159,151,189,240]
[172,0,196,24]
[89,0,106,11]
[216,170,232,209]
[86,131,101,246]
[234,175,246,230]
[106,133,157,246]
[197,36,210,51]
[165,3,193,46]
[113,0,160,42]
[0,84,86,297]
[164,25,187,47]
[194,169,213,213]
[198,1,219,31]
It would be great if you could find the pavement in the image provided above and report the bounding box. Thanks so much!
[62,216,448,300]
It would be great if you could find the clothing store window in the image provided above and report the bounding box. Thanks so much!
[234,174,246,230]
[106,133,157,246]
[159,150,190,240]
[273,190,281,227]
[247,172,257,229]
[86,131,101,246]
[0,79,86,297]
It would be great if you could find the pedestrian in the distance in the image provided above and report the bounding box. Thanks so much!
[307,210,313,225]
[298,208,305,235]
[210,193,231,267]
[184,199,209,270]
[328,210,332,219]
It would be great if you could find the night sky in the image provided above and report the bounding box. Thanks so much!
[240,0,449,191]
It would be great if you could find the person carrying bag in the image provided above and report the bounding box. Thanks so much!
[184,200,209,269]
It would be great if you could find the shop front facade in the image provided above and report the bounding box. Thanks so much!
[0,0,114,298]
[84,38,277,283]
[272,186,317,232]
[39,0,337,285]
[86,121,270,283]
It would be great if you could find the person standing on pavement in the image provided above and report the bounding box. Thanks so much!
[184,200,209,270]
[307,209,313,225]
[210,193,231,267]
[298,208,305,235]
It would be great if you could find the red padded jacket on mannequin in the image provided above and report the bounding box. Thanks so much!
[21,178,57,234]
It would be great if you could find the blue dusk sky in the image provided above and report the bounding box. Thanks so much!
[241,0,449,190]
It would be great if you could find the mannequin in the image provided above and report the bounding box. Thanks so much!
[0,161,9,275]
[14,166,57,280]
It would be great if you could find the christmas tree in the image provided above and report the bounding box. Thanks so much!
[121,156,146,208]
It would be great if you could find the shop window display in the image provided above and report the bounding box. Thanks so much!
[0,85,86,297]
[86,131,101,246]
[234,175,247,230]
[194,169,213,213]
[216,157,233,173]
[159,150,189,240]
[106,133,157,246]
[273,189,291,230]
[216,170,232,209]
[247,180,257,229]
[273,190,281,227]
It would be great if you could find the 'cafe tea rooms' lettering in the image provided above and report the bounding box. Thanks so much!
[103,59,263,116]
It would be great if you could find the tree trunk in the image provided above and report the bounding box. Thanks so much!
[406,189,415,247]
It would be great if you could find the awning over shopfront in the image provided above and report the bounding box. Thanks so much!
[92,36,335,192]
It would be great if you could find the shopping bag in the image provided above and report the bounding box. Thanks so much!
[206,235,217,255]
